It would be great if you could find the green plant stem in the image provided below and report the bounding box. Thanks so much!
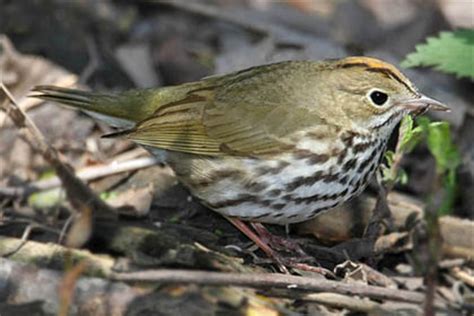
[423,176,444,315]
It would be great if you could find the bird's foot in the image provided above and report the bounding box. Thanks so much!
[226,217,327,274]
[250,222,310,258]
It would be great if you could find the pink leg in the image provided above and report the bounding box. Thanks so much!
[225,216,289,273]
[225,217,334,275]
[250,222,308,257]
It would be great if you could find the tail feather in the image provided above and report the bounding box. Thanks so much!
[32,85,106,112]
[31,85,145,128]
[32,82,211,129]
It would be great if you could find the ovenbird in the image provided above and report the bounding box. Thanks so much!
[32,57,448,225]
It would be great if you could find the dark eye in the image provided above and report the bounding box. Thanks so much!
[369,90,388,106]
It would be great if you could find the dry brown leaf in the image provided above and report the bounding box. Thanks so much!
[297,192,423,242]
[374,232,411,254]
[361,0,417,27]
[107,184,155,217]
[0,35,77,123]
[438,0,474,28]
[392,276,424,291]
[58,261,88,316]
[115,42,161,88]
[285,0,336,16]
[304,292,379,313]
[440,216,474,260]
[334,260,368,285]
[451,267,474,288]
[246,304,279,316]
[65,205,93,248]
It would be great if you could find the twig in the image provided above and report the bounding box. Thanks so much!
[423,188,444,315]
[0,36,78,128]
[364,181,392,240]
[0,257,139,315]
[0,218,61,256]
[79,36,100,84]
[165,0,269,36]
[0,83,116,220]
[0,237,114,277]
[58,261,88,316]
[450,267,474,287]
[0,156,160,197]
[0,187,27,197]
[110,269,426,304]
[302,293,379,313]
[364,119,411,243]
[1,224,35,257]
[438,258,465,269]
[58,215,75,245]
[163,0,321,45]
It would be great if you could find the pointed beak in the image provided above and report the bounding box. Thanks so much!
[403,94,450,114]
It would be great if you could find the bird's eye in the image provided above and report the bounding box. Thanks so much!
[369,90,388,106]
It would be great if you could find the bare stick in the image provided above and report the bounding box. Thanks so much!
[79,36,100,84]
[1,224,35,257]
[110,269,426,304]
[364,118,412,241]
[0,83,116,220]
[164,0,320,44]
[0,156,160,197]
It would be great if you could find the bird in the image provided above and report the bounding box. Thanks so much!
[32,56,448,267]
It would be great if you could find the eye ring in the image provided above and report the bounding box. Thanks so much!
[368,90,389,106]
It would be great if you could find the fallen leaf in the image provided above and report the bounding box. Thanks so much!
[0,35,77,121]
[107,184,155,217]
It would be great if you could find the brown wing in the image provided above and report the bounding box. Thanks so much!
[125,88,224,155]
[126,62,324,156]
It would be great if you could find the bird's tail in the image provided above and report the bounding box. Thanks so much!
[31,85,155,128]
[32,85,96,109]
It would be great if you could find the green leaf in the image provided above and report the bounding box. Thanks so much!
[384,150,395,165]
[100,191,118,201]
[398,116,424,153]
[398,169,408,185]
[417,118,460,215]
[439,168,457,215]
[401,30,474,79]
[28,188,65,209]
[425,121,461,174]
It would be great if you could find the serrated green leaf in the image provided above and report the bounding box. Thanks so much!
[401,30,474,79]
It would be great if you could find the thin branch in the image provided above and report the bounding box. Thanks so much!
[0,156,160,197]
[364,119,412,241]
[110,269,426,304]
[0,83,116,220]
[163,0,323,45]
[0,220,60,257]
[1,224,34,257]
[79,36,100,84]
